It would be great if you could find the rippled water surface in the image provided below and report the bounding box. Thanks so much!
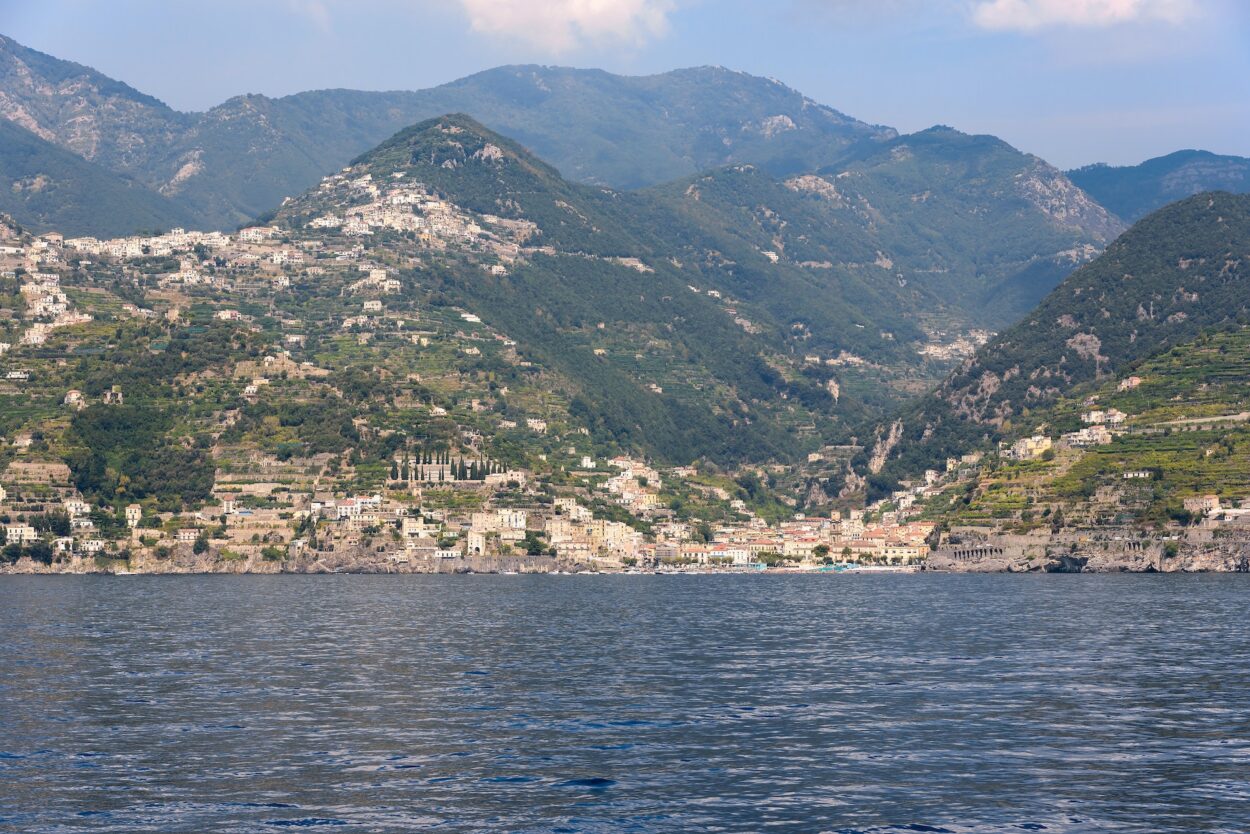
[2,575,1249,833]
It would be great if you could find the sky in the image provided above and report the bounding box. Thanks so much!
[1,0,1248,168]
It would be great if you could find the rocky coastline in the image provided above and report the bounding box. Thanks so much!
[927,525,1250,573]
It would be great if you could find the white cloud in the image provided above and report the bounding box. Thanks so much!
[971,0,1195,30]
[455,0,675,52]
[288,0,333,31]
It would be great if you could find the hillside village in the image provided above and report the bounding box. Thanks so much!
[0,177,949,575]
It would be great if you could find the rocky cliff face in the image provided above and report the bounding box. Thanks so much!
[1014,158,1124,242]
[1,543,587,576]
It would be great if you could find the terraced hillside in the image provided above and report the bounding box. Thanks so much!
[0,227,584,518]
[924,326,1250,531]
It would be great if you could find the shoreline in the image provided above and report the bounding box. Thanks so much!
[0,564,923,577]
[5,564,1246,576]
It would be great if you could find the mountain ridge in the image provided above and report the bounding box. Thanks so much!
[1068,149,1250,222]
[648,124,1124,328]
[0,34,895,229]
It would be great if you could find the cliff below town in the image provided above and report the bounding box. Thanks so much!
[0,542,588,575]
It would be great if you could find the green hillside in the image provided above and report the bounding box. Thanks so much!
[832,128,1124,318]
[275,114,931,463]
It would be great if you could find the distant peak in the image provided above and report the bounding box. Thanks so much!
[396,113,500,143]
[899,125,1021,154]
[350,112,561,181]
[1076,149,1242,172]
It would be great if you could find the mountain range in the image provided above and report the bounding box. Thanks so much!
[5,33,1247,244]
[0,34,890,230]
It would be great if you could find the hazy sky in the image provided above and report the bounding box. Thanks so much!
[2,0,1247,168]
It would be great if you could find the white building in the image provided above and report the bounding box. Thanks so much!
[5,525,38,544]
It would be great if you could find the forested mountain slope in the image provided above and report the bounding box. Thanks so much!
[273,114,927,463]
[650,126,1123,328]
[873,191,1250,488]
[0,118,195,236]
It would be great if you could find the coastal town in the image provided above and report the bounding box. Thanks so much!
[0,428,941,574]
[2,158,1248,576]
